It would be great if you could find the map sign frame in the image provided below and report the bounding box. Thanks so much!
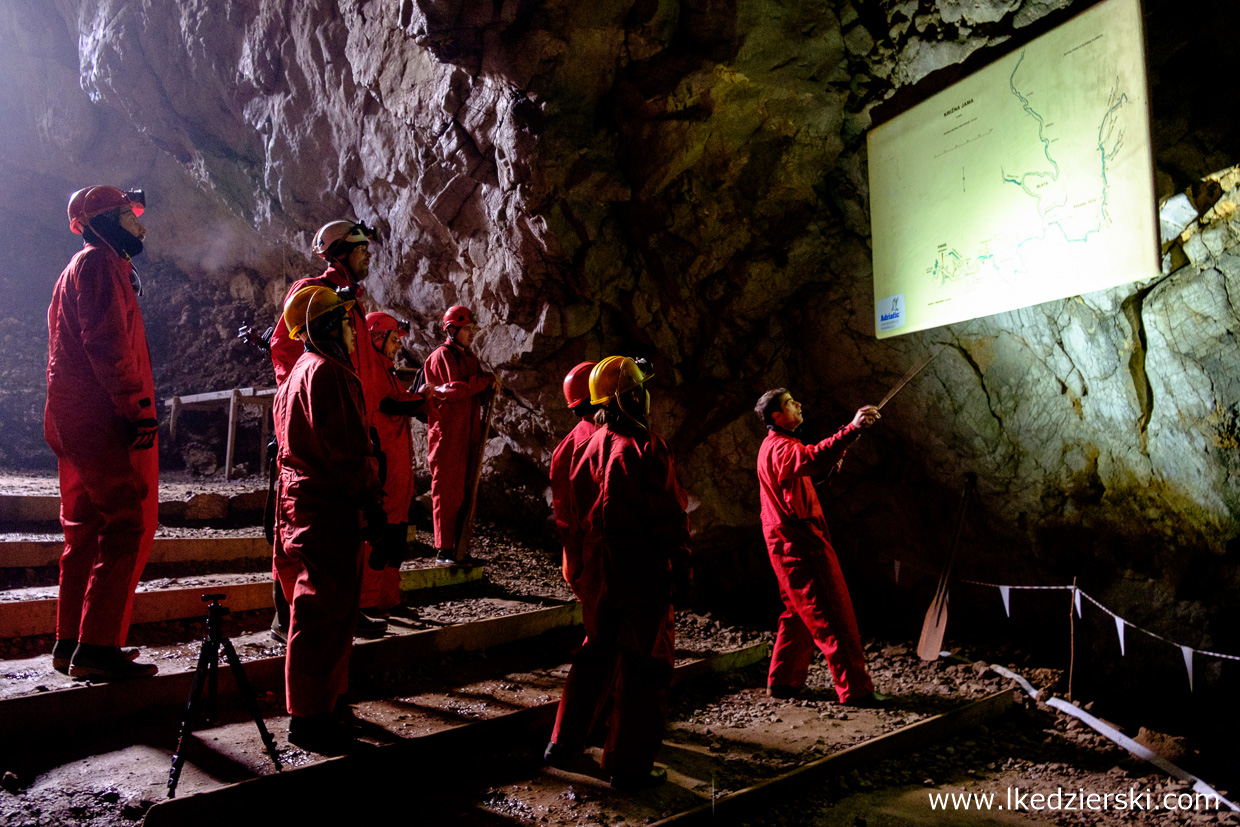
[867,0,1159,339]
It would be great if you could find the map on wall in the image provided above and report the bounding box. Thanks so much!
[867,0,1159,339]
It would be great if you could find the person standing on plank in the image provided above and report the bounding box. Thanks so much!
[46,185,159,681]
[754,388,889,706]
[273,285,384,753]
[544,361,611,764]
[357,311,435,621]
[549,361,598,588]
[550,356,692,790]
[269,219,389,640]
[423,305,497,565]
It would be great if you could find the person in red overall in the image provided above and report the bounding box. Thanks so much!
[358,312,433,615]
[549,361,598,586]
[544,361,609,762]
[554,356,691,790]
[755,388,888,706]
[45,185,159,681]
[273,285,383,753]
[423,305,496,565]
[269,220,389,640]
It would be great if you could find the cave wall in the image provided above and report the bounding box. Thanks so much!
[1,0,1238,689]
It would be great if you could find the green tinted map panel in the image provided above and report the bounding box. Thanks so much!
[868,0,1158,339]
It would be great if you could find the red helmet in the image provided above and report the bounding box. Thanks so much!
[443,305,476,329]
[68,186,145,235]
[365,312,409,337]
[562,362,597,408]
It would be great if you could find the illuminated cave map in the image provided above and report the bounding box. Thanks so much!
[867,0,1159,339]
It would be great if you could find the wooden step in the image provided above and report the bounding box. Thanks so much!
[0,564,485,638]
[0,534,271,569]
[0,491,266,526]
[0,602,584,742]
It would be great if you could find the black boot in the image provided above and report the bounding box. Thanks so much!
[69,643,157,681]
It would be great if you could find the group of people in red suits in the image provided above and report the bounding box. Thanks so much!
[267,220,494,751]
[46,190,888,766]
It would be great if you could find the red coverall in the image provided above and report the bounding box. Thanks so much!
[554,425,691,777]
[270,267,385,619]
[272,349,377,717]
[547,418,612,749]
[45,242,159,648]
[757,424,874,703]
[550,418,598,587]
[358,356,423,611]
[422,344,491,551]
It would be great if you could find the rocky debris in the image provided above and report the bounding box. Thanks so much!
[1134,726,1194,765]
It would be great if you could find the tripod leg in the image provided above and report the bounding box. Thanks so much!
[206,639,221,724]
[220,637,283,771]
[168,637,216,798]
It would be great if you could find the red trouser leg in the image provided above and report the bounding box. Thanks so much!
[55,438,158,647]
[428,427,467,550]
[599,603,674,777]
[276,486,363,717]
[551,591,621,752]
[768,542,873,703]
[359,554,402,612]
[767,587,815,690]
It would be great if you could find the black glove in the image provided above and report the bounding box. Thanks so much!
[386,522,409,568]
[363,503,387,541]
[367,522,407,570]
[379,397,426,417]
[127,418,158,450]
[367,534,389,570]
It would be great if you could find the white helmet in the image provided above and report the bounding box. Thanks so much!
[312,220,375,260]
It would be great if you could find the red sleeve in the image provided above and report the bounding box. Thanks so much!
[424,346,491,401]
[75,250,150,421]
[772,423,860,479]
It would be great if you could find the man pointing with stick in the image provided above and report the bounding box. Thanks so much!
[754,389,888,706]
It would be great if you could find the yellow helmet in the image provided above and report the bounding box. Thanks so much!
[283,285,355,339]
[588,356,652,406]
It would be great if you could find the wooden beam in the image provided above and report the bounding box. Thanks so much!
[0,603,583,743]
[649,688,1019,826]
[0,565,486,638]
[140,642,764,827]
[0,536,271,569]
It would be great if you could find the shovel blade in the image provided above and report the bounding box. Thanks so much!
[917,594,948,661]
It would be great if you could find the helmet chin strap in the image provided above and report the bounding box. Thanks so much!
[616,387,649,431]
[303,302,358,378]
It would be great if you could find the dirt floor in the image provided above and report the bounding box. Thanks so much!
[0,471,1237,826]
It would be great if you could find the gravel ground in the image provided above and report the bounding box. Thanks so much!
[1,472,1237,825]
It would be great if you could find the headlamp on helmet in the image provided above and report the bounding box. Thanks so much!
[365,312,410,337]
[313,220,377,261]
[67,186,145,235]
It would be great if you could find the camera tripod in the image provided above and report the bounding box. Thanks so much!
[167,593,282,797]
